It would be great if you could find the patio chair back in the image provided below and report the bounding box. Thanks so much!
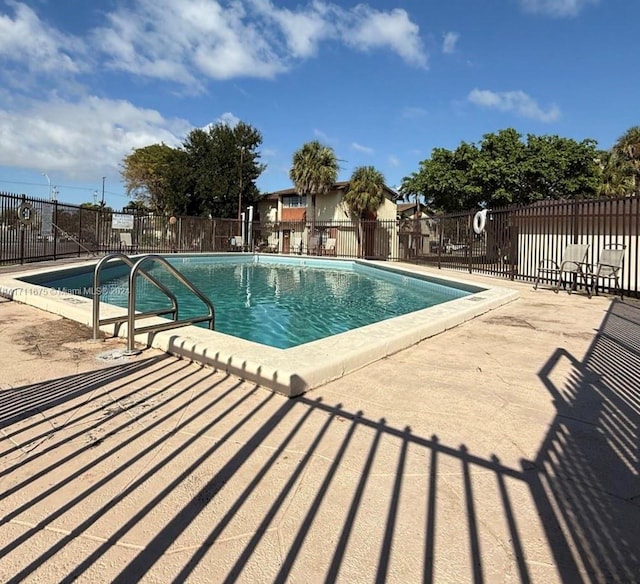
[308,236,320,255]
[560,243,590,272]
[589,244,626,299]
[323,238,337,256]
[119,232,137,252]
[534,243,589,294]
[596,245,626,277]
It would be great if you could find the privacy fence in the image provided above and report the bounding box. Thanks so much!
[402,196,640,297]
[2,191,639,296]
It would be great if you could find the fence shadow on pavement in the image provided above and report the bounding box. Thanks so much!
[533,298,640,583]
[1,303,639,582]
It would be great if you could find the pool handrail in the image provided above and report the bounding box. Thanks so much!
[124,254,215,355]
[92,252,179,340]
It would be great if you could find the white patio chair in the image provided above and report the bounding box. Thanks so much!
[323,238,337,256]
[533,243,590,294]
[585,244,626,299]
[119,232,138,253]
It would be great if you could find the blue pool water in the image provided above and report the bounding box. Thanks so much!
[23,256,476,349]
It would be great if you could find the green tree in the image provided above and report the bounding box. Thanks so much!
[344,165,386,257]
[121,121,265,218]
[523,134,601,201]
[474,128,527,206]
[123,199,151,213]
[182,122,265,219]
[399,170,428,211]
[598,150,635,197]
[401,142,481,213]
[121,143,177,214]
[80,202,114,212]
[402,128,603,213]
[613,126,640,196]
[289,140,339,232]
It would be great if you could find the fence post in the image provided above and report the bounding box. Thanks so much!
[509,214,517,281]
[52,200,58,260]
[95,209,100,255]
[77,208,82,257]
[468,213,473,274]
[437,221,442,269]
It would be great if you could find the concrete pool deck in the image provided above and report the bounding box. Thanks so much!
[0,256,518,396]
[1,265,639,583]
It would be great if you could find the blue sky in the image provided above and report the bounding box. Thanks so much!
[0,0,637,208]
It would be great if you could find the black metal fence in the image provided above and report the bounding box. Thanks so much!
[0,193,247,264]
[2,190,639,296]
[0,192,396,265]
[402,196,640,297]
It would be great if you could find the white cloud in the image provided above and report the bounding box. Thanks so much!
[93,0,427,88]
[519,0,598,17]
[344,6,427,67]
[468,89,561,122]
[0,96,190,179]
[442,32,459,54]
[388,155,400,167]
[0,2,87,78]
[93,0,286,87]
[249,0,332,59]
[0,1,427,92]
[200,111,241,133]
[217,112,241,127]
[351,142,374,154]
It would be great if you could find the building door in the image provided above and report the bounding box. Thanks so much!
[283,230,291,254]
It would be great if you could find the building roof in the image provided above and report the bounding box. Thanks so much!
[262,181,399,202]
[397,202,417,213]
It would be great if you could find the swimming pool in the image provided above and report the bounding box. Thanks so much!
[1,255,519,396]
[22,255,473,349]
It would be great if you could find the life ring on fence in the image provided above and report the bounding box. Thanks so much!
[17,202,34,225]
[473,209,487,235]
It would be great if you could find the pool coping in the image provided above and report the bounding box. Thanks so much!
[0,254,519,396]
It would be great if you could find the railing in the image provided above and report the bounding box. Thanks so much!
[3,190,640,295]
[91,253,215,355]
[124,255,215,355]
[401,196,640,297]
[92,253,179,340]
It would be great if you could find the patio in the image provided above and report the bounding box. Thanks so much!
[1,267,638,583]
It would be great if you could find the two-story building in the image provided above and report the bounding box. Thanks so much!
[257,181,399,258]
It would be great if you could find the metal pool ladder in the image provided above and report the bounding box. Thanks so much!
[92,253,215,355]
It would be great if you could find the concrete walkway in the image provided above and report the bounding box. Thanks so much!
[1,269,639,583]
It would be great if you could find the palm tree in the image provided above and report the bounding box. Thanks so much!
[613,126,640,196]
[598,150,634,197]
[289,141,339,244]
[344,166,386,257]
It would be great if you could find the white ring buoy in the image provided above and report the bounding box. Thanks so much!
[473,209,487,235]
[17,202,34,225]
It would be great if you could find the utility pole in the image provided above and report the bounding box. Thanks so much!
[101,176,106,206]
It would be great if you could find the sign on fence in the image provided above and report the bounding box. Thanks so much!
[41,205,53,235]
[111,213,134,230]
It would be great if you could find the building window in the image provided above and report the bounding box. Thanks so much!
[282,195,307,208]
